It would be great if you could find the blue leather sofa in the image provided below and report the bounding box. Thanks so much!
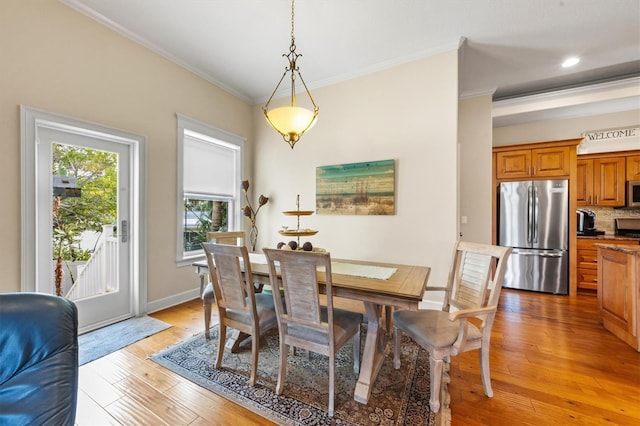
[0,293,79,425]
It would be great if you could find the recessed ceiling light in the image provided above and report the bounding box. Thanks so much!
[562,57,580,68]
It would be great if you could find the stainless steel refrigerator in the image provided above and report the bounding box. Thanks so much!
[498,179,569,294]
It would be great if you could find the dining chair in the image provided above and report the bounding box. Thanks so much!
[392,241,511,413]
[262,248,363,417]
[201,231,246,338]
[201,242,277,386]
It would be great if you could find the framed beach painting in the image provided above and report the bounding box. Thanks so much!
[316,159,395,215]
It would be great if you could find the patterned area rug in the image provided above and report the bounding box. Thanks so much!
[151,325,451,425]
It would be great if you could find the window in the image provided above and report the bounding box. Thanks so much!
[177,114,244,262]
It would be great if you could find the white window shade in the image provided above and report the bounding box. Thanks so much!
[183,134,238,196]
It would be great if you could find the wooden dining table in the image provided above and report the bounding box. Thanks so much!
[193,253,430,404]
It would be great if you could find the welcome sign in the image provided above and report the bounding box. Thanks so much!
[578,126,640,154]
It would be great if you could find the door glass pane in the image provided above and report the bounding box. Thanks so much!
[52,143,119,301]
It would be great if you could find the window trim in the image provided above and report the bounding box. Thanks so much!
[176,113,244,265]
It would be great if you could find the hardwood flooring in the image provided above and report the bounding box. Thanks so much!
[76,290,640,425]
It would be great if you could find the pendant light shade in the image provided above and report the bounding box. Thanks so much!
[263,0,318,149]
[264,105,318,145]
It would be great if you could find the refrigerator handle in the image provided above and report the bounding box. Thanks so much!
[512,248,565,257]
[527,185,533,244]
[533,185,539,243]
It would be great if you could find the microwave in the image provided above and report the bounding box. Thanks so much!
[628,180,640,207]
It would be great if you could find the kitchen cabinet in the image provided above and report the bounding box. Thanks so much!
[627,155,640,181]
[576,157,625,206]
[577,238,599,291]
[495,146,571,180]
[597,245,640,351]
[576,238,638,293]
[575,160,594,206]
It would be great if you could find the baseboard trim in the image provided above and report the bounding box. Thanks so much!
[147,288,200,314]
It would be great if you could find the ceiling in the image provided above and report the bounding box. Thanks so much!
[62,0,640,125]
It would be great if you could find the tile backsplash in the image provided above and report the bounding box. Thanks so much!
[589,206,640,234]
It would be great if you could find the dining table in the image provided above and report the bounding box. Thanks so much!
[193,252,430,404]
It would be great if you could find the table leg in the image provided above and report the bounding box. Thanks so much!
[225,330,251,353]
[196,266,207,297]
[354,301,387,404]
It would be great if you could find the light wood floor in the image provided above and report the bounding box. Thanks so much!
[76,290,640,425]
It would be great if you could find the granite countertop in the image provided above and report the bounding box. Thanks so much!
[595,244,640,255]
[578,235,640,242]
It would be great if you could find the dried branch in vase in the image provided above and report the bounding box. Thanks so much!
[242,180,269,252]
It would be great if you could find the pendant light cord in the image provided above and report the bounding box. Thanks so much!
[291,0,295,44]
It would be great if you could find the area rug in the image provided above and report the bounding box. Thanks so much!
[151,325,451,425]
[79,316,171,365]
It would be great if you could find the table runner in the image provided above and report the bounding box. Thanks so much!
[330,262,396,280]
[248,252,397,280]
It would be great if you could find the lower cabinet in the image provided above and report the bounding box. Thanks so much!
[577,238,639,293]
[577,238,599,291]
[597,246,640,351]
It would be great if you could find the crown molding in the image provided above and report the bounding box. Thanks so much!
[492,76,640,118]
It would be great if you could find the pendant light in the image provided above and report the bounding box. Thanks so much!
[263,0,318,149]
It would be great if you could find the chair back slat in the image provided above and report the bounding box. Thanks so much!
[214,253,248,311]
[453,251,492,309]
[447,241,510,313]
[263,249,331,333]
[280,261,323,327]
[202,242,252,313]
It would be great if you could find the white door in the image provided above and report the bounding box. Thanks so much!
[37,126,133,331]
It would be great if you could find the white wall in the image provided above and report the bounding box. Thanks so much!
[0,0,253,304]
[459,95,494,243]
[252,51,460,289]
[2,0,464,308]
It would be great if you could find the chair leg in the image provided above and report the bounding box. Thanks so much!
[276,339,287,395]
[328,353,335,417]
[479,343,493,397]
[215,325,226,369]
[352,328,361,375]
[393,326,401,369]
[249,333,259,386]
[429,356,443,413]
[203,298,212,339]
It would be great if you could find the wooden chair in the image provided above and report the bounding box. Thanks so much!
[201,231,246,338]
[201,242,277,386]
[392,241,512,413]
[205,231,246,246]
[263,248,363,417]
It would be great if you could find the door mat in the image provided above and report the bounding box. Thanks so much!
[79,316,171,365]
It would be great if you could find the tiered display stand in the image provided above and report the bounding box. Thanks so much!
[278,195,318,247]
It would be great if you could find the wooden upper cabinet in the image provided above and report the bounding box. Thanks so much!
[576,159,594,205]
[593,157,626,206]
[496,146,570,179]
[495,149,531,179]
[532,146,571,177]
[627,155,640,180]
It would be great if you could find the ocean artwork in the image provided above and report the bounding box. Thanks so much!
[316,159,395,215]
